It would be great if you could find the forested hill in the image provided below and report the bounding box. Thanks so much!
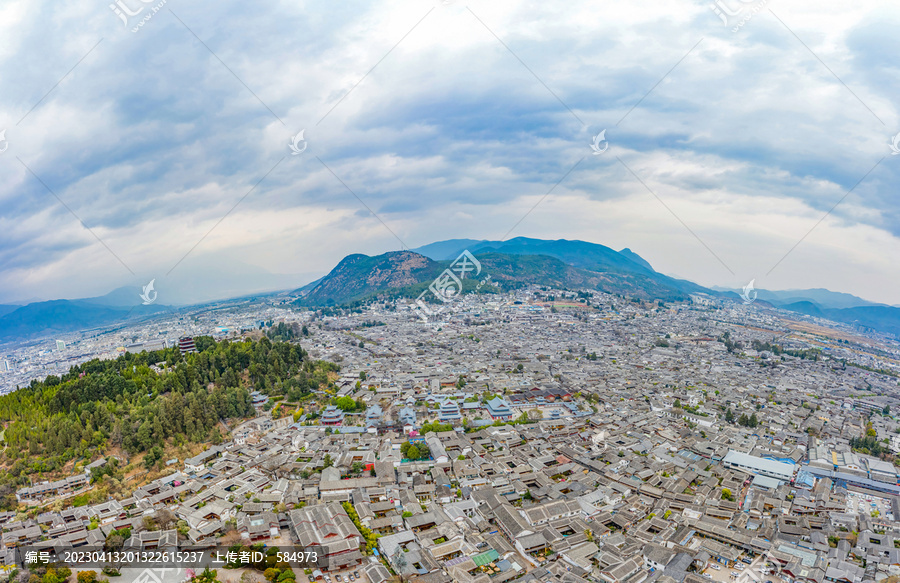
[0,335,334,507]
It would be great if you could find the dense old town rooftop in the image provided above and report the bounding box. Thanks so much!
[5,287,900,583]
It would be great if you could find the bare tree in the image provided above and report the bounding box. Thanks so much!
[155,508,176,530]
[392,547,409,583]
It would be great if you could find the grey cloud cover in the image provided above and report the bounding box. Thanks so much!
[0,0,898,306]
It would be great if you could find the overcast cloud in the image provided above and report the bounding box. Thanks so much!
[1,0,898,305]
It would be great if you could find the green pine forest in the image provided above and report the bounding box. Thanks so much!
[0,335,338,509]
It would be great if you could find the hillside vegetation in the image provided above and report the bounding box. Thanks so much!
[0,336,336,509]
[296,238,710,308]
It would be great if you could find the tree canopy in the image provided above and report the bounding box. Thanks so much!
[0,336,336,507]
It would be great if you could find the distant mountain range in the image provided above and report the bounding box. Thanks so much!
[772,301,900,337]
[711,286,888,310]
[4,237,900,343]
[0,287,170,343]
[297,237,900,338]
[710,285,900,336]
[0,305,19,319]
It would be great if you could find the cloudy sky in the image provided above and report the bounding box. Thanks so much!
[1,0,899,306]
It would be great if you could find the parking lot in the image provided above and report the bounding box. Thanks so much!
[700,560,733,583]
[845,491,894,520]
[702,558,756,583]
[317,568,366,583]
[702,555,790,583]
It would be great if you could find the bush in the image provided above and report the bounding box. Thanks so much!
[420,422,453,434]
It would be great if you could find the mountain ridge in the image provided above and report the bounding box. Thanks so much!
[0,284,173,342]
[0,299,170,342]
[5,237,900,342]
[711,286,884,310]
[297,238,712,307]
[299,237,900,338]
[779,301,900,337]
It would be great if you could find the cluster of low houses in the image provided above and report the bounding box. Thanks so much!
[4,407,900,583]
[13,459,110,502]
[309,388,583,434]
